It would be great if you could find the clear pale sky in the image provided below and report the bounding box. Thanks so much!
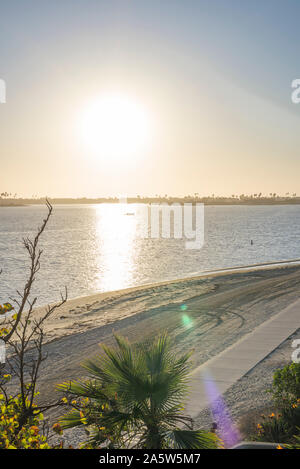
[1,0,300,198]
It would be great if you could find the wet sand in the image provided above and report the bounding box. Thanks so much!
[28,262,300,343]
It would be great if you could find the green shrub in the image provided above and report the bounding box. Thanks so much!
[271,362,300,407]
[0,391,49,449]
[252,363,300,444]
[255,406,300,444]
[255,412,290,443]
[285,428,300,449]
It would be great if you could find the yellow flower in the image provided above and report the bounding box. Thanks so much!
[40,443,49,449]
[277,444,283,449]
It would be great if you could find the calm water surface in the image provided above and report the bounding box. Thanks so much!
[0,204,300,305]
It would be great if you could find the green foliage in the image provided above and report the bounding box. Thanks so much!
[0,391,49,449]
[0,203,68,449]
[271,362,300,407]
[58,334,219,449]
[253,362,300,444]
[255,410,297,443]
[285,428,300,449]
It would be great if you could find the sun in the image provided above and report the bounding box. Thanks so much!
[80,93,151,164]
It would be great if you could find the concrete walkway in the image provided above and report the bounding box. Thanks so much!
[185,298,300,418]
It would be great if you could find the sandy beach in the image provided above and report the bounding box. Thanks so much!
[7,262,297,404]
[3,262,300,446]
[30,262,300,343]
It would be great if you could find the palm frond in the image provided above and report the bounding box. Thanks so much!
[56,333,211,449]
[57,379,108,400]
[59,409,86,429]
[165,429,219,449]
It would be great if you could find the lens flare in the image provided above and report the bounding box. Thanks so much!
[182,314,193,329]
[203,370,240,447]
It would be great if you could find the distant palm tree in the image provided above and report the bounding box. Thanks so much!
[58,334,218,449]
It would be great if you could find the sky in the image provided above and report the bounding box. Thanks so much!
[0,0,300,198]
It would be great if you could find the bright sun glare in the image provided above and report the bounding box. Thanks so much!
[80,93,151,164]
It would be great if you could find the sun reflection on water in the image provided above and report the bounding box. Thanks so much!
[94,204,138,292]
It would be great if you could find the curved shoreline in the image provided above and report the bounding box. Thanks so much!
[24,260,300,346]
[33,257,300,314]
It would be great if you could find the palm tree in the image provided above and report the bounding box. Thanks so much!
[57,334,218,449]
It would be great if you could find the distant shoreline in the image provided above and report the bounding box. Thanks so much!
[0,203,27,207]
[1,197,300,206]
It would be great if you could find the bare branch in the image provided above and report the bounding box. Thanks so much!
[4,200,53,342]
[0,200,68,438]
